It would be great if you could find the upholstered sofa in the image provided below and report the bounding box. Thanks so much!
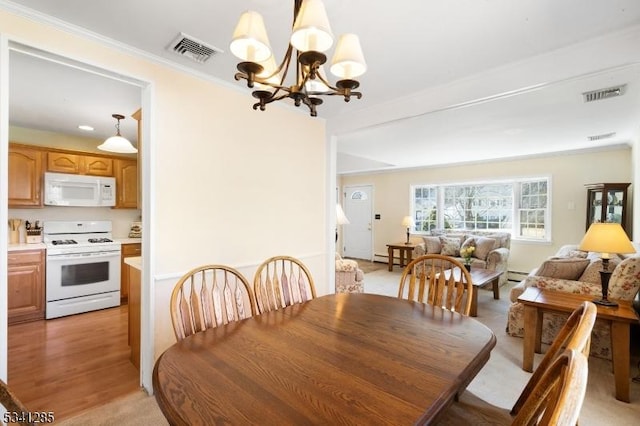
[414,229,511,286]
[507,244,640,360]
[335,253,364,293]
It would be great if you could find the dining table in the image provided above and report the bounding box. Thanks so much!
[153,293,496,425]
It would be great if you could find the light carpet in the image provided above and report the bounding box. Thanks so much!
[59,269,640,425]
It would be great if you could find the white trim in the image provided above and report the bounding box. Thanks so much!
[0,33,9,383]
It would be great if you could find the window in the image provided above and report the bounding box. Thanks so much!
[411,178,550,240]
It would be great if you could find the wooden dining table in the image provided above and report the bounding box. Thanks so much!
[153,293,496,425]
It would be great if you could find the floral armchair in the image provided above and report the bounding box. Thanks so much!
[335,253,364,293]
[507,244,640,360]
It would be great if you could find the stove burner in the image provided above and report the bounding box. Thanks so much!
[88,238,113,243]
[51,239,78,245]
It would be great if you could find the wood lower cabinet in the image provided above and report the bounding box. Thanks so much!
[47,151,113,176]
[8,249,45,324]
[8,145,43,208]
[114,159,138,209]
[120,243,141,302]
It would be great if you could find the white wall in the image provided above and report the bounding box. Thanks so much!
[0,9,329,390]
[340,147,632,276]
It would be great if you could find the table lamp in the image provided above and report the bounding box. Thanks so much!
[578,223,635,307]
[401,216,414,245]
[336,204,350,242]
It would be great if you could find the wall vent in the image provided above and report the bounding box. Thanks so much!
[587,132,616,141]
[168,32,223,64]
[582,84,626,103]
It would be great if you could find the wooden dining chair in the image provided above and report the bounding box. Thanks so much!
[170,265,256,341]
[253,255,316,314]
[398,254,473,315]
[438,301,597,425]
[1,378,35,426]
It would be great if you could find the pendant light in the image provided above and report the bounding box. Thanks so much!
[98,114,137,154]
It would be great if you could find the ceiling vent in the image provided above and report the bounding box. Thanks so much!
[582,84,626,103]
[587,132,616,141]
[168,33,222,64]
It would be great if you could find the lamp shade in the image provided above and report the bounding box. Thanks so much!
[402,216,414,228]
[336,204,350,225]
[330,33,367,79]
[230,10,273,62]
[578,223,635,257]
[291,0,334,53]
[98,135,137,154]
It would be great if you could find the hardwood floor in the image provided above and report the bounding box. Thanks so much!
[7,305,139,421]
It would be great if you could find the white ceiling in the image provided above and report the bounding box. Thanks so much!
[3,0,640,173]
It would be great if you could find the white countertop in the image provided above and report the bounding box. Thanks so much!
[125,256,142,270]
[8,242,46,251]
[117,238,142,245]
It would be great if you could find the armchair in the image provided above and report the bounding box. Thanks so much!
[335,253,364,293]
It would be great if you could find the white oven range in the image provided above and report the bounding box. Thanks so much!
[44,220,121,319]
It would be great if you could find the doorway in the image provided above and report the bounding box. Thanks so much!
[5,43,145,418]
[342,185,373,260]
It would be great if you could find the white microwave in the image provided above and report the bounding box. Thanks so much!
[44,172,116,207]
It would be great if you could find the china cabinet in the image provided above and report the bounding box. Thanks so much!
[585,183,630,235]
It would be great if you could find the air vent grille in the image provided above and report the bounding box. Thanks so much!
[168,32,222,64]
[582,85,626,103]
[587,132,616,141]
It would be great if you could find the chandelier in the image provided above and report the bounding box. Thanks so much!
[230,0,367,117]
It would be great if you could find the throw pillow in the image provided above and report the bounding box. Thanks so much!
[568,250,588,259]
[473,237,497,260]
[440,236,461,256]
[579,257,622,284]
[535,258,590,280]
[422,236,441,254]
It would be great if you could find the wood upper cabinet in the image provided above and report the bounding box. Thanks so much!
[114,159,138,209]
[8,145,43,207]
[585,183,631,236]
[47,151,113,176]
[8,249,45,325]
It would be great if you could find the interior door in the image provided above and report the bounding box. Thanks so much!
[343,185,373,260]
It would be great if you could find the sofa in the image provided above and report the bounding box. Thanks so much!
[335,253,364,293]
[414,229,511,286]
[507,244,640,359]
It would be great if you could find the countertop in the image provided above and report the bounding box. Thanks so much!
[117,238,142,245]
[124,256,142,270]
[8,243,46,251]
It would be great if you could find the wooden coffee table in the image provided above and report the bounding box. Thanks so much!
[442,267,502,317]
[517,287,639,402]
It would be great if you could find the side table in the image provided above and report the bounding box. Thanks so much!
[517,286,639,402]
[386,242,417,271]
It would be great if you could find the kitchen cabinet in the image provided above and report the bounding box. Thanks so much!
[120,242,141,302]
[8,144,43,208]
[114,159,138,209]
[47,151,113,176]
[126,259,141,370]
[585,183,631,236]
[8,249,45,324]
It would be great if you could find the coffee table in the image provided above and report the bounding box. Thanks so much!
[517,286,639,402]
[441,267,502,317]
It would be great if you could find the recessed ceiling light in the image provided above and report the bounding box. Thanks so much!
[78,125,94,131]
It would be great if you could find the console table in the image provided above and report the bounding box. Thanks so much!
[387,242,417,271]
[517,287,638,402]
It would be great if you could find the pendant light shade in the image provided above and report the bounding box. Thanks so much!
[230,10,273,62]
[98,114,137,154]
[290,0,334,53]
[330,33,367,79]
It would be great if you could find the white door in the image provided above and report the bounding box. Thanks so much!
[343,185,373,260]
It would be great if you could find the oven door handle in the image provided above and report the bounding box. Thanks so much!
[48,251,120,260]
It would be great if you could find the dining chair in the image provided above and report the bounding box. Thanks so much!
[253,255,316,314]
[170,264,256,341]
[398,254,473,316]
[1,378,35,426]
[438,301,597,425]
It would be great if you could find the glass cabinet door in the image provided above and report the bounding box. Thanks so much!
[588,190,603,225]
[585,183,630,235]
